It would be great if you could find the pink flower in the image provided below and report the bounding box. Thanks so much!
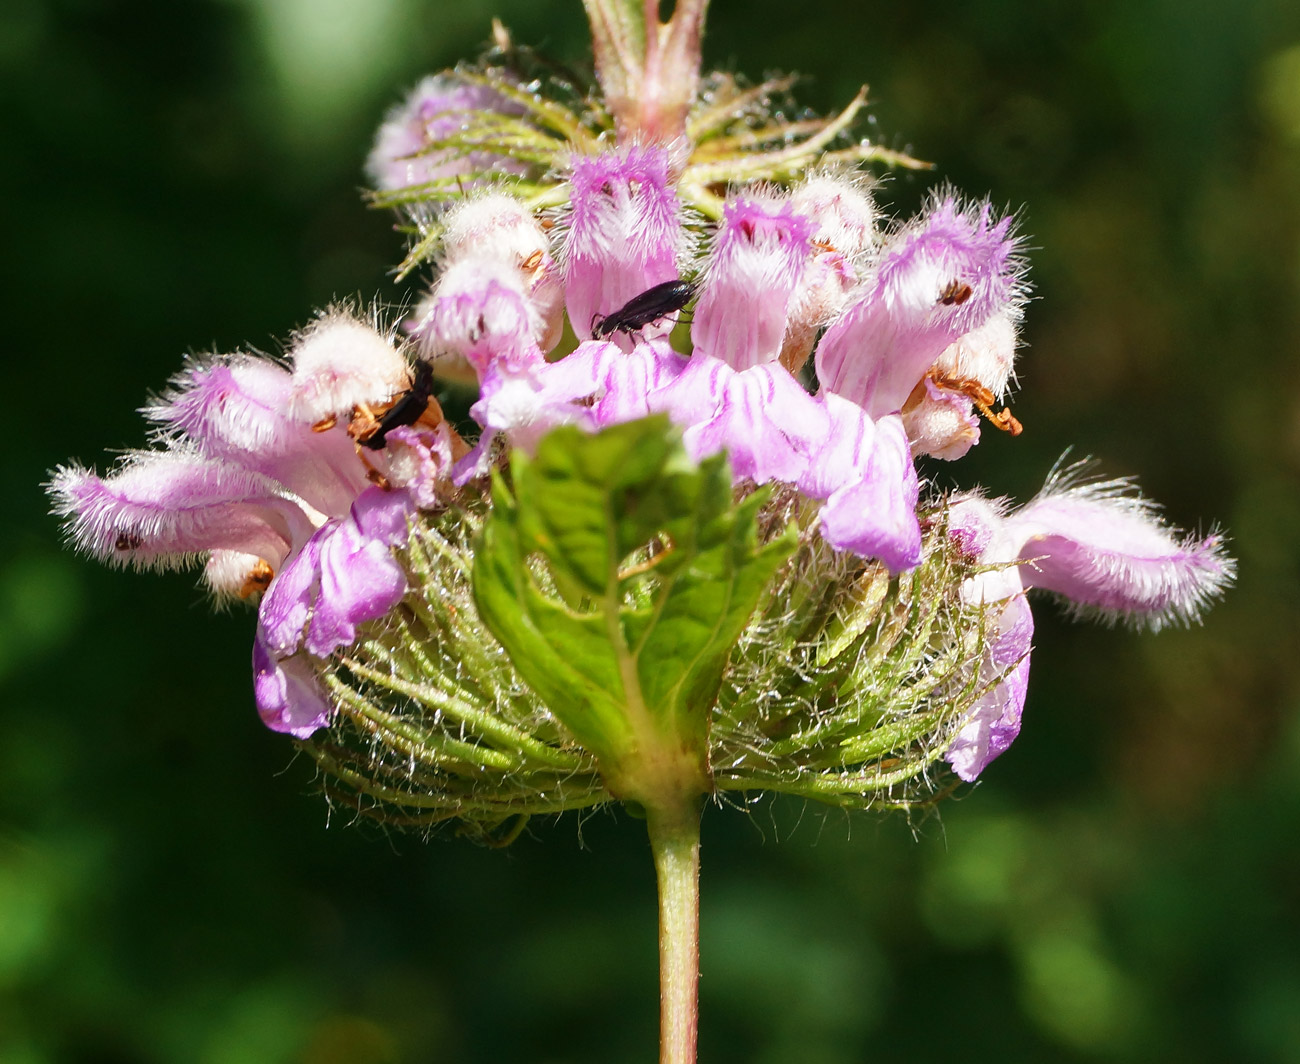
[562,145,688,343]
[815,195,1025,419]
[50,316,456,737]
[367,74,529,194]
[944,467,1235,779]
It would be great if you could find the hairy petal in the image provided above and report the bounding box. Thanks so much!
[933,310,1019,401]
[1007,478,1235,629]
[691,194,813,370]
[49,453,318,572]
[900,377,981,461]
[366,73,528,193]
[781,174,878,373]
[288,315,411,426]
[415,257,546,377]
[203,549,271,601]
[563,145,686,341]
[439,194,566,353]
[147,355,370,515]
[816,196,1024,417]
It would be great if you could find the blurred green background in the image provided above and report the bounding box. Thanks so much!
[5,0,1300,1060]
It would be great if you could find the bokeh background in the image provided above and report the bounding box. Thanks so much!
[5,0,1300,1060]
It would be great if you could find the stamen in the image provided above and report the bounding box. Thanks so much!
[928,371,1023,435]
[240,559,275,599]
[939,280,973,305]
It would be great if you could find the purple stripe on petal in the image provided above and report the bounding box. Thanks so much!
[656,357,825,483]
[564,339,690,427]
[799,390,875,501]
[650,351,729,428]
[538,338,683,430]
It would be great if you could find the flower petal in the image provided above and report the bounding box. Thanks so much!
[252,633,333,738]
[815,413,922,571]
[544,338,689,428]
[945,592,1033,781]
[691,193,812,370]
[288,315,411,426]
[366,73,528,193]
[815,196,1024,417]
[415,257,546,378]
[303,488,413,657]
[654,355,826,483]
[1007,473,1235,629]
[563,145,687,341]
[49,452,316,572]
[147,354,370,516]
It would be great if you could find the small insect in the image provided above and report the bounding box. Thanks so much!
[591,279,696,340]
[355,360,437,451]
[939,279,973,306]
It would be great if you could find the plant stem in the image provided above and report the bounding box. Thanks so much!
[647,798,702,1064]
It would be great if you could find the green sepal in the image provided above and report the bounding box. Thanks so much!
[472,418,796,797]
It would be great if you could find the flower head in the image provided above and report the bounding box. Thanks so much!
[49,5,1233,833]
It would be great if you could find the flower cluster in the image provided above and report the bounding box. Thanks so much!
[50,314,463,737]
[49,6,1233,821]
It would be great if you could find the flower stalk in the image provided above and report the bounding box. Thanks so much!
[648,798,703,1064]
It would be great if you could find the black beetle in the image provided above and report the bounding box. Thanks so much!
[359,360,436,450]
[591,278,696,340]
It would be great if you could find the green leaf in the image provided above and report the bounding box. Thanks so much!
[472,418,796,800]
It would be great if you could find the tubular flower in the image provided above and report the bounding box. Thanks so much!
[944,467,1234,780]
[49,0,1233,848]
[50,313,461,737]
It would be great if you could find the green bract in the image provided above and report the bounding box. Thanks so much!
[307,419,993,840]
